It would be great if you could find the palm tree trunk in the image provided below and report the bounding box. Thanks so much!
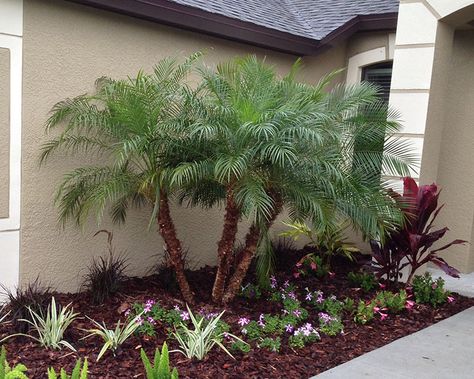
[157,190,194,304]
[222,193,282,304]
[212,188,240,303]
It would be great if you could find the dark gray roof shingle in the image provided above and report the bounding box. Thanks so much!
[168,0,399,40]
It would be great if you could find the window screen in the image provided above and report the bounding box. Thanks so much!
[362,62,393,103]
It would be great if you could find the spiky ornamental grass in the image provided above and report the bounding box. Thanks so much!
[1,297,78,351]
[82,314,142,361]
[171,305,246,360]
[82,230,128,305]
[1,278,52,333]
[0,303,10,325]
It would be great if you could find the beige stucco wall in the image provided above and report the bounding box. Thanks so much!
[426,29,474,272]
[346,31,392,60]
[21,0,358,291]
[0,47,9,219]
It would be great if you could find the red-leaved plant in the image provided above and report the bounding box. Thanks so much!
[370,177,466,284]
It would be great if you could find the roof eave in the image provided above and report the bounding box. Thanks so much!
[65,0,398,56]
[66,0,319,56]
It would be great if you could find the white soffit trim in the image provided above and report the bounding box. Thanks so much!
[427,0,474,19]
[346,47,386,85]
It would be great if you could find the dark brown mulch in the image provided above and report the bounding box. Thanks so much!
[1,263,473,379]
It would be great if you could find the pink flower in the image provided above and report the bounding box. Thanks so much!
[432,283,438,289]
[405,300,415,310]
[379,312,388,321]
[270,276,278,289]
[373,306,380,312]
[258,314,265,327]
[147,317,156,325]
[379,283,386,289]
[296,262,303,268]
[283,280,290,288]
[305,292,313,301]
[310,262,317,270]
[238,317,250,326]
[293,272,300,279]
[285,324,294,333]
[136,316,144,326]
[180,311,190,321]
[124,309,131,317]
[447,296,455,303]
[293,309,302,318]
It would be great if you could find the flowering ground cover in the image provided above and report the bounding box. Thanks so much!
[1,254,472,379]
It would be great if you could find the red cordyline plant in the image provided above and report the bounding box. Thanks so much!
[371,177,466,284]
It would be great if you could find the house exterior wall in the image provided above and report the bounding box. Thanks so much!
[391,0,474,273]
[430,30,474,272]
[18,0,364,292]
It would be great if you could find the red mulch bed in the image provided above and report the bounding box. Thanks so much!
[1,261,473,379]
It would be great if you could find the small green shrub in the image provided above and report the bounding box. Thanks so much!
[375,290,407,313]
[240,283,262,300]
[294,254,329,279]
[141,342,178,379]
[347,271,377,292]
[0,346,28,379]
[288,323,320,349]
[47,359,88,379]
[412,273,450,307]
[258,337,281,352]
[354,300,376,325]
[342,298,355,313]
[127,300,181,337]
[230,340,251,354]
[318,313,344,336]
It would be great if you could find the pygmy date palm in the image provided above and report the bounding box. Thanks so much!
[40,55,202,304]
[174,56,417,303]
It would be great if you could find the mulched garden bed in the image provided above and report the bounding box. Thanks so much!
[1,258,473,379]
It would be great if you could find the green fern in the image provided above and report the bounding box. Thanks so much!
[0,346,28,379]
[141,342,178,379]
[47,359,87,379]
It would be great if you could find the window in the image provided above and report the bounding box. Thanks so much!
[352,61,393,181]
[362,62,393,103]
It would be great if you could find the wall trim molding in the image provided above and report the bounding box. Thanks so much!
[346,47,388,85]
[0,0,23,297]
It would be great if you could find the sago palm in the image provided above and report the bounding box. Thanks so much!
[40,55,202,304]
[173,56,417,303]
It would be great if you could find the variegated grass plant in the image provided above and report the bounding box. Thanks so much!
[1,297,78,351]
[172,305,246,360]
